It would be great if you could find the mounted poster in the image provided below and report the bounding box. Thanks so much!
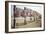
[5,1,45,33]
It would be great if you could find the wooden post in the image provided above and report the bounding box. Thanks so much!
[12,5,16,28]
[24,7,26,25]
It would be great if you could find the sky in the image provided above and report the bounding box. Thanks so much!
[16,5,42,15]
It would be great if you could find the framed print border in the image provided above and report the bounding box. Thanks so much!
[5,1,45,33]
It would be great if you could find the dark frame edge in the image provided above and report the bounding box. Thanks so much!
[5,1,9,33]
[5,1,45,4]
[44,3,45,31]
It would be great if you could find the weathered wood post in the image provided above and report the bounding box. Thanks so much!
[24,7,27,25]
[12,5,16,28]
